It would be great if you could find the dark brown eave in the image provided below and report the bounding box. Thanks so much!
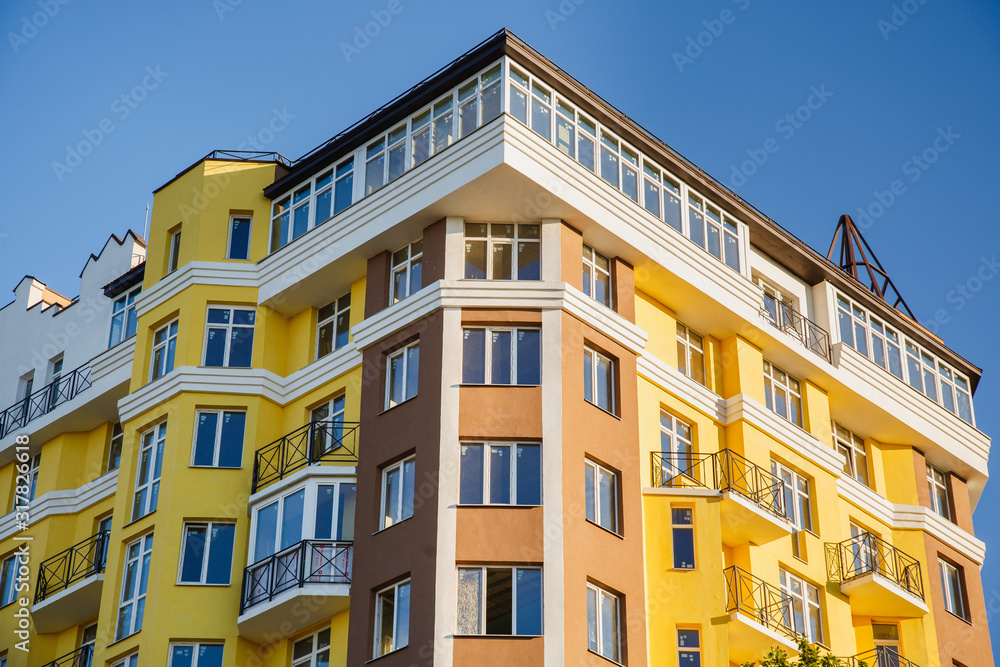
[102,261,145,298]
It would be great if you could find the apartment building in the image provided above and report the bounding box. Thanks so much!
[0,28,991,667]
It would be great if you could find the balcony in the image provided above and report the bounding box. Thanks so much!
[760,292,832,363]
[651,450,791,546]
[41,646,93,667]
[252,420,359,493]
[724,565,799,664]
[828,533,928,617]
[238,539,352,643]
[0,363,91,439]
[842,647,920,667]
[31,530,108,634]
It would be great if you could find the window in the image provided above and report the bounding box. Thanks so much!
[227,215,252,260]
[676,324,706,385]
[374,580,410,657]
[112,654,138,667]
[456,566,543,636]
[270,158,354,252]
[849,523,876,574]
[317,293,351,358]
[252,488,306,562]
[133,422,166,521]
[168,228,181,273]
[927,463,951,520]
[178,522,235,585]
[250,481,356,563]
[585,459,618,534]
[386,342,419,408]
[763,361,802,427]
[939,558,967,618]
[310,395,348,456]
[584,346,615,413]
[677,628,701,667]
[47,356,63,410]
[25,453,40,502]
[109,285,141,347]
[169,643,224,667]
[687,192,741,270]
[150,320,178,381]
[203,307,255,368]
[108,422,124,472]
[80,623,97,663]
[390,240,423,303]
[583,245,612,307]
[459,442,541,506]
[463,223,541,281]
[0,552,24,607]
[380,457,415,530]
[116,532,153,641]
[672,507,695,569]
[292,629,330,667]
[17,372,33,402]
[872,622,901,659]
[834,423,869,486]
[780,569,823,643]
[192,411,245,468]
[659,411,693,482]
[586,583,621,663]
[462,327,540,385]
[760,280,795,331]
[772,460,811,532]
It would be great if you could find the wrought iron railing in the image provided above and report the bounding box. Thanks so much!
[651,449,786,520]
[0,363,92,439]
[842,646,919,667]
[252,420,359,493]
[41,645,93,667]
[203,149,293,168]
[760,292,832,363]
[833,532,924,600]
[240,539,353,614]
[724,565,799,641]
[35,529,110,604]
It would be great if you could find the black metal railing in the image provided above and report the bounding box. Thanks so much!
[203,149,293,168]
[0,363,92,439]
[252,420,359,493]
[41,645,94,667]
[760,293,832,363]
[833,532,924,600]
[35,529,110,604]
[842,647,919,667]
[724,565,799,642]
[240,539,352,614]
[651,449,786,520]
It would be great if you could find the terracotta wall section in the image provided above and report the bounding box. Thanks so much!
[453,637,544,665]
[456,506,544,562]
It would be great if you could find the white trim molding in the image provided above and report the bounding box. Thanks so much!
[0,470,117,541]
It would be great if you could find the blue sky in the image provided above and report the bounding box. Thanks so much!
[2,0,999,652]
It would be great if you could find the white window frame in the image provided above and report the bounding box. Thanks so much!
[584,346,615,414]
[270,158,355,252]
[202,306,256,368]
[316,292,351,359]
[0,553,23,607]
[772,460,812,533]
[676,323,706,386]
[779,569,823,643]
[108,284,142,347]
[586,582,621,663]
[116,532,153,641]
[939,558,967,620]
[455,566,543,636]
[461,326,541,386]
[25,453,40,502]
[927,463,951,520]
[834,422,869,487]
[226,214,253,260]
[759,279,796,331]
[177,521,235,586]
[379,456,415,530]
[385,342,419,409]
[374,579,411,658]
[191,410,246,468]
[659,411,693,458]
[291,628,331,667]
[132,422,166,521]
[390,240,423,303]
[108,422,124,472]
[677,627,702,667]
[168,642,225,667]
[463,222,541,281]
[112,654,139,667]
[150,319,179,381]
[168,228,182,273]
[458,442,542,506]
[582,244,612,308]
[248,479,357,563]
[763,360,802,427]
[585,459,618,534]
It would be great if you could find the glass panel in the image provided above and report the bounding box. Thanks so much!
[193,412,219,467]
[587,587,599,652]
[490,330,512,385]
[337,483,356,541]
[456,569,482,634]
[518,241,541,281]
[229,326,254,368]
[396,582,411,648]
[406,345,420,400]
[181,525,206,582]
[377,589,395,655]
[515,568,543,635]
[460,444,484,505]
[383,466,400,527]
[516,444,541,505]
[206,524,234,584]
[492,243,513,280]
[315,485,335,540]
[254,502,278,560]
[281,490,305,550]
[401,459,415,520]
[204,328,227,366]
[485,568,513,635]
[530,97,551,141]
[462,329,486,384]
[489,445,511,504]
[598,468,615,531]
[516,330,541,385]
[600,591,618,660]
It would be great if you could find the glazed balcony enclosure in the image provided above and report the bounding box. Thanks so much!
[724,565,799,664]
[652,449,792,546]
[252,419,359,492]
[830,533,928,617]
[31,529,109,634]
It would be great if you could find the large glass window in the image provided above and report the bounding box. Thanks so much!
[250,481,356,564]
[0,553,24,607]
[676,324,706,386]
[386,342,419,408]
[779,569,823,643]
[380,457,415,530]
[834,422,869,487]
[939,558,967,620]
[464,223,541,281]
[456,566,542,636]
[227,215,252,260]
[109,285,141,347]
[252,488,306,562]
[178,522,235,585]
[772,460,811,532]
[672,507,695,569]
[459,443,541,506]
[927,463,951,520]
[203,307,255,368]
[586,583,621,662]
[133,422,166,521]
[462,327,540,385]
[582,245,612,307]
[116,532,153,641]
[374,580,410,658]
[270,158,354,252]
[169,643,224,667]
[317,293,351,359]
[763,361,802,427]
[584,346,614,413]
[292,629,330,667]
[150,320,178,381]
[585,459,618,534]
[390,240,423,303]
[192,411,245,468]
